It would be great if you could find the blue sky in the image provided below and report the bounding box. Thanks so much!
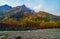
[0,0,60,16]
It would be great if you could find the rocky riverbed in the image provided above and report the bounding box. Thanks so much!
[0,29,60,39]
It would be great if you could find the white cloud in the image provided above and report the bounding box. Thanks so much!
[0,0,7,4]
[25,3,31,8]
[24,0,32,8]
[33,4,43,12]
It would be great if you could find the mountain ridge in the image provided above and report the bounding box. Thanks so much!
[0,4,35,20]
[0,4,12,11]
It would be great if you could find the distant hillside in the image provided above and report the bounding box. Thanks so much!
[25,11,60,22]
[1,11,60,30]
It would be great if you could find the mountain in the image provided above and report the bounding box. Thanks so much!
[16,4,35,13]
[0,4,12,11]
[2,5,35,20]
[0,5,60,30]
[0,4,12,20]
[0,4,35,20]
